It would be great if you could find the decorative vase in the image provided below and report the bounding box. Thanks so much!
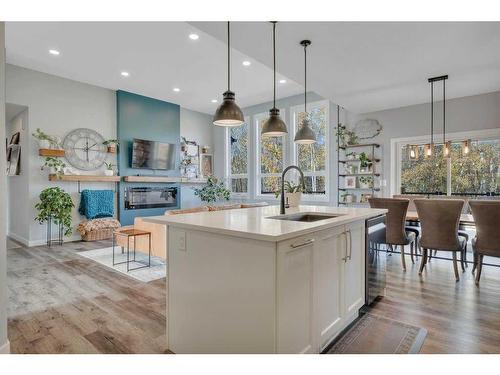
[359,180,373,189]
[285,192,301,208]
[345,194,354,203]
[107,145,117,153]
[39,139,50,149]
[104,170,114,176]
[201,146,210,154]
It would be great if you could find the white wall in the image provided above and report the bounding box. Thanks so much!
[6,64,117,246]
[180,107,213,208]
[213,92,353,207]
[6,108,30,243]
[0,22,10,354]
[351,90,500,196]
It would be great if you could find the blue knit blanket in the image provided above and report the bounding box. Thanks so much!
[78,189,114,220]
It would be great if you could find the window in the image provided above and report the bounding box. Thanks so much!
[226,117,249,195]
[292,101,329,199]
[255,112,286,196]
[397,133,500,196]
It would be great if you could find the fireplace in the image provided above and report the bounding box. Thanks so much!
[124,186,178,210]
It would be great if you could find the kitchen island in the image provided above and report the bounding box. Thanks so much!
[144,205,386,354]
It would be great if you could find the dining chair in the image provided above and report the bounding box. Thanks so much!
[469,200,500,285]
[414,199,466,281]
[368,197,417,271]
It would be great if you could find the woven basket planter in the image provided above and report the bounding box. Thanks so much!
[81,228,114,242]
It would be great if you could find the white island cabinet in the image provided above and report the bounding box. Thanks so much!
[143,205,386,354]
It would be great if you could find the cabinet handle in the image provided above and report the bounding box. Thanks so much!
[342,231,348,262]
[290,238,315,249]
[347,229,352,261]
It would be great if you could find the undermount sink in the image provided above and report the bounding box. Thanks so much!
[267,212,345,222]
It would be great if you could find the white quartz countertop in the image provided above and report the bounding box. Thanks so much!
[143,205,387,242]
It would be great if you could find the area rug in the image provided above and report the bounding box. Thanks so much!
[327,313,427,354]
[77,247,166,283]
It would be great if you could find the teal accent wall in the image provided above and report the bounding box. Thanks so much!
[117,90,181,225]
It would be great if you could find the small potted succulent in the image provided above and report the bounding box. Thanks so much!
[32,128,60,149]
[41,157,66,178]
[103,139,119,153]
[104,162,115,176]
[358,152,373,173]
[359,176,374,189]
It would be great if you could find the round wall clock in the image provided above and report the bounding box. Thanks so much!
[63,128,107,170]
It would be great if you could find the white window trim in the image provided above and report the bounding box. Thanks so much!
[255,110,287,199]
[290,100,330,202]
[225,116,250,198]
[390,127,500,197]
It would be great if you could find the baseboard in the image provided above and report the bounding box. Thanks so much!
[0,340,10,354]
[28,234,82,247]
[7,232,29,247]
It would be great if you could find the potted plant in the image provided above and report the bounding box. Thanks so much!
[104,162,115,176]
[41,157,66,178]
[346,151,357,160]
[358,152,373,173]
[359,175,374,189]
[336,124,358,147]
[35,187,75,238]
[193,176,231,204]
[274,181,303,208]
[103,139,119,153]
[32,128,60,149]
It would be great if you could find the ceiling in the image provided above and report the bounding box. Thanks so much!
[5,22,303,114]
[193,22,500,113]
[6,22,500,114]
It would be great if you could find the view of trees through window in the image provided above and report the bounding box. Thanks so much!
[401,139,500,195]
[258,116,284,195]
[228,122,248,194]
[295,105,328,194]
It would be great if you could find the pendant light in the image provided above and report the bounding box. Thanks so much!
[424,78,434,159]
[441,75,450,158]
[294,40,316,144]
[463,139,471,155]
[409,144,419,160]
[261,22,287,137]
[213,21,244,127]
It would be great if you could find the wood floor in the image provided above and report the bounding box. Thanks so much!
[6,239,500,353]
[7,239,168,354]
[370,250,500,353]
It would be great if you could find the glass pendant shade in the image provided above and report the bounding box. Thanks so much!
[294,118,316,144]
[443,141,451,158]
[261,107,287,137]
[409,145,419,160]
[213,90,244,127]
[424,144,433,158]
[463,139,471,154]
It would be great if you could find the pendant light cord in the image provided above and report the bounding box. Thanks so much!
[431,81,434,147]
[227,21,231,92]
[304,42,307,114]
[272,21,276,109]
[443,79,446,144]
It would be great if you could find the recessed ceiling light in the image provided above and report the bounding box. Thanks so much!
[189,33,199,40]
[173,87,180,92]
[49,49,60,56]
[120,71,130,77]
[242,61,251,67]
[279,79,287,84]
[211,99,218,103]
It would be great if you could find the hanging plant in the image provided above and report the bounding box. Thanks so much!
[35,187,75,237]
[41,157,66,178]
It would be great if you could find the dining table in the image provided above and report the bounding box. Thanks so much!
[406,210,475,226]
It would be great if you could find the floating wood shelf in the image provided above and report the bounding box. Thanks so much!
[338,159,380,163]
[49,174,121,182]
[339,187,381,192]
[123,176,208,184]
[339,143,380,150]
[339,173,381,177]
[39,149,65,157]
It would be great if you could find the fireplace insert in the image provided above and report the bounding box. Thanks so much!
[124,186,178,210]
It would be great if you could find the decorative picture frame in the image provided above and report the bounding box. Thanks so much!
[199,154,213,178]
[345,176,357,189]
[360,193,373,203]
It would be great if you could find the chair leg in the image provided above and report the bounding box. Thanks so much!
[472,252,477,274]
[452,252,460,282]
[460,248,466,272]
[410,241,415,264]
[400,245,406,271]
[419,248,428,275]
[475,254,484,286]
[463,242,468,268]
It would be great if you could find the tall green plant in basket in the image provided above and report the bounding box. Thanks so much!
[35,187,75,237]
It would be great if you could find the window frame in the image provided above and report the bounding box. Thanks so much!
[391,128,500,197]
[225,116,250,198]
[254,110,287,199]
[290,100,330,202]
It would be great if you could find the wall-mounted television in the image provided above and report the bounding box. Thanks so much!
[131,138,176,170]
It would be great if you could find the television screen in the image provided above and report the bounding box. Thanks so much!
[131,138,176,170]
